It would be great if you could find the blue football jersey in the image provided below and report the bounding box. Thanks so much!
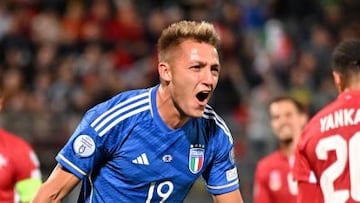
[56,85,239,202]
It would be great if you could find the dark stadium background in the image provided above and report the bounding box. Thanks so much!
[1,0,359,202]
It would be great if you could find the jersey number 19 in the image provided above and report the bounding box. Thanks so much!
[146,181,174,203]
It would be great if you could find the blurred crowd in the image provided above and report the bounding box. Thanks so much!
[1,0,360,202]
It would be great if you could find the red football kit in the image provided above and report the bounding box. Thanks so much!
[253,150,297,203]
[0,128,41,203]
[294,91,360,203]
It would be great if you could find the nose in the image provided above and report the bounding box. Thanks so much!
[202,68,217,87]
[278,115,289,124]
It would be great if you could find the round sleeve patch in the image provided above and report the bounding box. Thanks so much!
[229,147,236,165]
[73,135,96,157]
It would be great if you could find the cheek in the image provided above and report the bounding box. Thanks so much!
[270,122,279,131]
[175,74,198,90]
[172,80,190,98]
[213,78,219,88]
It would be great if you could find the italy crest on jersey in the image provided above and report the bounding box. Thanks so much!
[189,145,204,174]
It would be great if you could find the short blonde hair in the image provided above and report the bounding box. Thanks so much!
[157,20,220,62]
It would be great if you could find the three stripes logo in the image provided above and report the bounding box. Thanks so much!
[132,153,149,165]
[189,145,205,174]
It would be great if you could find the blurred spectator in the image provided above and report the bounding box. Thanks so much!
[60,1,84,45]
[0,1,12,39]
[0,73,42,203]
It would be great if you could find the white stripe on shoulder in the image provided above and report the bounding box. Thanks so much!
[207,179,239,190]
[98,105,150,137]
[203,106,232,143]
[149,87,155,117]
[204,106,230,133]
[93,99,148,132]
[89,91,152,137]
[91,92,148,127]
[58,154,87,176]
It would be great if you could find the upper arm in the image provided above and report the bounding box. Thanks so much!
[203,128,239,194]
[212,189,244,203]
[31,164,80,203]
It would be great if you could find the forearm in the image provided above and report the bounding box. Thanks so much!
[30,183,65,203]
[31,164,80,203]
[212,190,244,203]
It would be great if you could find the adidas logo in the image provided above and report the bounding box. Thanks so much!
[132,153,149,165]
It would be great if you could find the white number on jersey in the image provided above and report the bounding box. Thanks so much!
[146,181,174,203]
[315,133,360,203]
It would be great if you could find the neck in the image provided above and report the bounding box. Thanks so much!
[343,85,360,92]
[157,85,189,129]
[279,140,296,156]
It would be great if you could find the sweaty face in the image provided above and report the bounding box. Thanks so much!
[269,100,305,144]
[167,40,220,118]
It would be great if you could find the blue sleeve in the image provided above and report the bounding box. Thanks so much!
[202,131,239,195]
[55,109,111,179]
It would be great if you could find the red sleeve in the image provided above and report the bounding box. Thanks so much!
[12,137,41,181]
[294,126,322,203]
[297,181,323,203]
[253,163,271,203]
[293,127,315,183]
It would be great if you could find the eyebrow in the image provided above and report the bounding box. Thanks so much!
[211,63,220,69]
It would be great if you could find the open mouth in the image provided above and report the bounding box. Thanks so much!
[196,91,210,102]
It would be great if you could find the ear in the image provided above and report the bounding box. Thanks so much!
[332,71,343,93]
[158,62,171,82]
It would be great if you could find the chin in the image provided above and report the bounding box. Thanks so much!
[279,137,293,145]
[191,112,204,118]
[188,108,205,118]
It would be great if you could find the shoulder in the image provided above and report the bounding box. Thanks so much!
[201,105,231,137]
[256,151,282,170]
[254,151,283,182]
[0,129,31,148]
[82,87,155,137]
[298,99,339,148]
[92,88,151,112]
[85,87,153,121]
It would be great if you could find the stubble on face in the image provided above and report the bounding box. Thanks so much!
[277,124,294,145]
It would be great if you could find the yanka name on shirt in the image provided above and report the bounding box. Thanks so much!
[320,108,360,133]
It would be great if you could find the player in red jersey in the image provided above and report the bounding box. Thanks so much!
[0,79,42,202]
[293,39,360,203]
[253,96,308,203]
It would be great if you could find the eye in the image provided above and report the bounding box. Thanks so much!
[191,65,201,69]
[271,115,280,121]
[211,65,220,73]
